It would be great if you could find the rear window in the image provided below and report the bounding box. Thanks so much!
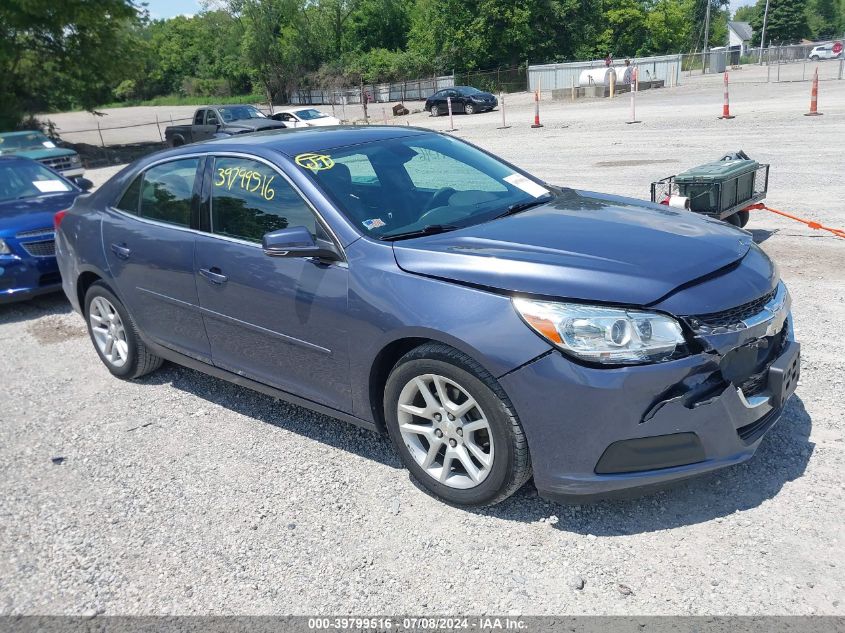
[139,159,199,227]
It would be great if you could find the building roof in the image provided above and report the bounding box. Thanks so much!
[728,21,753,42]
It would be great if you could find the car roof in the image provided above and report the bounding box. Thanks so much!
[200,125,432,157]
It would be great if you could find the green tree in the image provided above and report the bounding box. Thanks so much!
[807,0,841,39]
[750,0,809,44]
[0,0,139,128]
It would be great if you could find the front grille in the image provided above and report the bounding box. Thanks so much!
[21,240,56,257]
[38,156,72,171]
[686,287,777,333]
[16,227,54,239]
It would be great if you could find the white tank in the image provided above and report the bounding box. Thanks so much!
[578,67,616,87]
[613,65,633,84]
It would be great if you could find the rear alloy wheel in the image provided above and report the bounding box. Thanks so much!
[430,104,441,117]
[464,102,476,115]
[810,55,819,61]
[84,281,163,379]
[384,343,531,507]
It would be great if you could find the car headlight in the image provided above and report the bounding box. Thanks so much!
[70,154,82,166]
[0,238,11,255]
[513,298,686,365]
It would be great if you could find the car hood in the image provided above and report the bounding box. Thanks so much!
[228,119,286,132]
[0,192,80,235]
[392,189,754,306]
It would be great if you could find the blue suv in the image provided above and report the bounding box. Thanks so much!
[55,127,799,507]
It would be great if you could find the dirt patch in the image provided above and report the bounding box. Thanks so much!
[27,314,87,344]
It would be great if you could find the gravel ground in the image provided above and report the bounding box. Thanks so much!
[3,71,844,616]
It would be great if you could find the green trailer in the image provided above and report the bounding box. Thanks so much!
[650,151,769,227]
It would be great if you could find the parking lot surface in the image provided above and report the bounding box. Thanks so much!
[2,75,844,615]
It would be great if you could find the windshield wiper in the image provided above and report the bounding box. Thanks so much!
[381,224,462,241]
[495,194,554,219]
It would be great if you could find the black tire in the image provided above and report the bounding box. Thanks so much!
[464,102,476,115]
[430,104,440,117]
[810,55,819,61]
[84,281,163,379]
[384,343,532,507]
[725,213,743,227]
[737,210,750,227]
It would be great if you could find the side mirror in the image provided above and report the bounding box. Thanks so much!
[262,226,341,261]
[73,176,94,191]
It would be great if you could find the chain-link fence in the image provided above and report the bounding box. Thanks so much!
[680,44,845,83]
[290,75,456,106]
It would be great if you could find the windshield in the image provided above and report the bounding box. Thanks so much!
[0,132,53,152]
[296,109,329,121]
[218,106,266,122]
[458,87,483,95]
[0,161,73,202]
[297,133,552,239]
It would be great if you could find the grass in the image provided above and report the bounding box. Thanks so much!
[97,93,268,109]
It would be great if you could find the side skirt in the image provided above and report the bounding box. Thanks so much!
[144,339,379,434]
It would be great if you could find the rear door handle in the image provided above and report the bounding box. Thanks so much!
[110,243,130,259]
[199,267,228,285]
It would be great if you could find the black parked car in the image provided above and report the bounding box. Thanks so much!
[425,86,498,117]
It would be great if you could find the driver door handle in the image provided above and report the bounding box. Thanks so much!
[199,267,228,285]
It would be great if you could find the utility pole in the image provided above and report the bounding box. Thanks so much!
[702,0,711,74]
[758,0,770,64]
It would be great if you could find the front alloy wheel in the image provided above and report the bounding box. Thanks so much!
[397,373,494,488]
[430,104,440,117]
[384,343,531,507]
[464,102,476,115]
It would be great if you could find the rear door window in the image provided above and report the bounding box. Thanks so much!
[139,158,200,227]
[116,175,142,214]
[210,156,323,242]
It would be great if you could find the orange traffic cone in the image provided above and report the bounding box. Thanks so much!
[805,68,822,116]
[531,87,543,128]
[719,71,735,119]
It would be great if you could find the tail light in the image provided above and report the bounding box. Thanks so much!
[54,209,68,230]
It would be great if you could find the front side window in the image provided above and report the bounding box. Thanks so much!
[211,156,320,242]
[297,134,551,239]
[206,110,219,125]
[140,158,199,227]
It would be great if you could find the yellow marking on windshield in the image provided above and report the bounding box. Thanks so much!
[295,153,334,172]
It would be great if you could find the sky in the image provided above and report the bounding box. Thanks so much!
[141,0,755,21]
[141,0,203,20]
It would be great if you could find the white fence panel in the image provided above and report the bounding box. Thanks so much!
[528,54,683,90]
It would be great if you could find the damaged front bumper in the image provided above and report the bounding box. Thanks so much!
[499,284,799,501]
